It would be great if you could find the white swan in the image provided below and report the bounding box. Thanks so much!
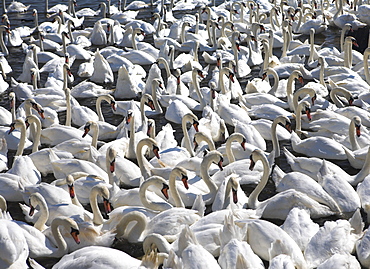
[248,149,339,219]
[236,218,308,269]
[52,246,141,268]
[0,216,29,268]
[115,202,202,243]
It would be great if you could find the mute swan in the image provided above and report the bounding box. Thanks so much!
[272,165,342,213]
[280,208,320,252]
[89,20,107,46]
[114,64,145,99]
[317,160,361,214]
[115,199,202,243]
[217,214,265,268]
[162,152,222,206]
[90,49,114,84]
[248,149,338,219]
[52,246,141,269]
[236,218,308,269]
[0,217,29,268]
[304,211,363,268]
[290,129,348,160]
[211,174,248,211]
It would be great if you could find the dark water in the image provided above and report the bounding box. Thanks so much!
[0,0,366,268]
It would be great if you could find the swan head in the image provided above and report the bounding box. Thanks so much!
[107,146,117,173]
[91,185,111,214]
[29,192,45,216]
[8,119,25,134]
[56,217,80,245]
[161,182,170,199]
[152,144,160,159]
[82,121,93,138]
[229,176,239,204]
[66,175,76,199]
[352,116,362,137]
[298,100,312,121]
[173,166,189,190]
[249,149,266,170]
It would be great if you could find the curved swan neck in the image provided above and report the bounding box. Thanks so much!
[194,132,216,152]
[115,211,147,241]
[90,186,105,225]
[51,218,75,256]
[248,150,270,209]
[225,133,244,163]
[96,95,114,122]
[364,48,370,85]
[271,116,288,158]
[191,69,206,109]
[200,152,219,203]
[64,88,72,126]
[182,114,197,157]
[87,121,99,148]
[139,176,169,211]
[169,168,186,207]
[330,87,351,108]
[349,117,360,151]
[31,193,49,231]
[353,147,370,184]
[14,119,27,156]
[143,233,171,254]
[137,138,156,179]
[26,115,41,153]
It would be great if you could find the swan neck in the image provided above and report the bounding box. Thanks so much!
[169,172,185,207]
[349,120,360,151]
[248,153,270,209]
[353,147,370,184]
[90,188,104,225]
[0,28,8,56]
[51,219,69,255]
[192,69,205,108]
[364,49,370,85]
[16,122,27,156]
[271,119,281,158]
[34,196,49,231]
[182,116,195,157]
[30,118,41,153]
[200,154,218,203]
[226,136,236,163]
[116,212,147,241]
[136,139,153,179]
[96,96,105,122]
[65,88,72,126]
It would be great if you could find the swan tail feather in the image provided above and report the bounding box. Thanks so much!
[271,165,286,187]
[191,194,205,217]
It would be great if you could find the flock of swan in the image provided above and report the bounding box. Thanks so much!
[1,0,370,268]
